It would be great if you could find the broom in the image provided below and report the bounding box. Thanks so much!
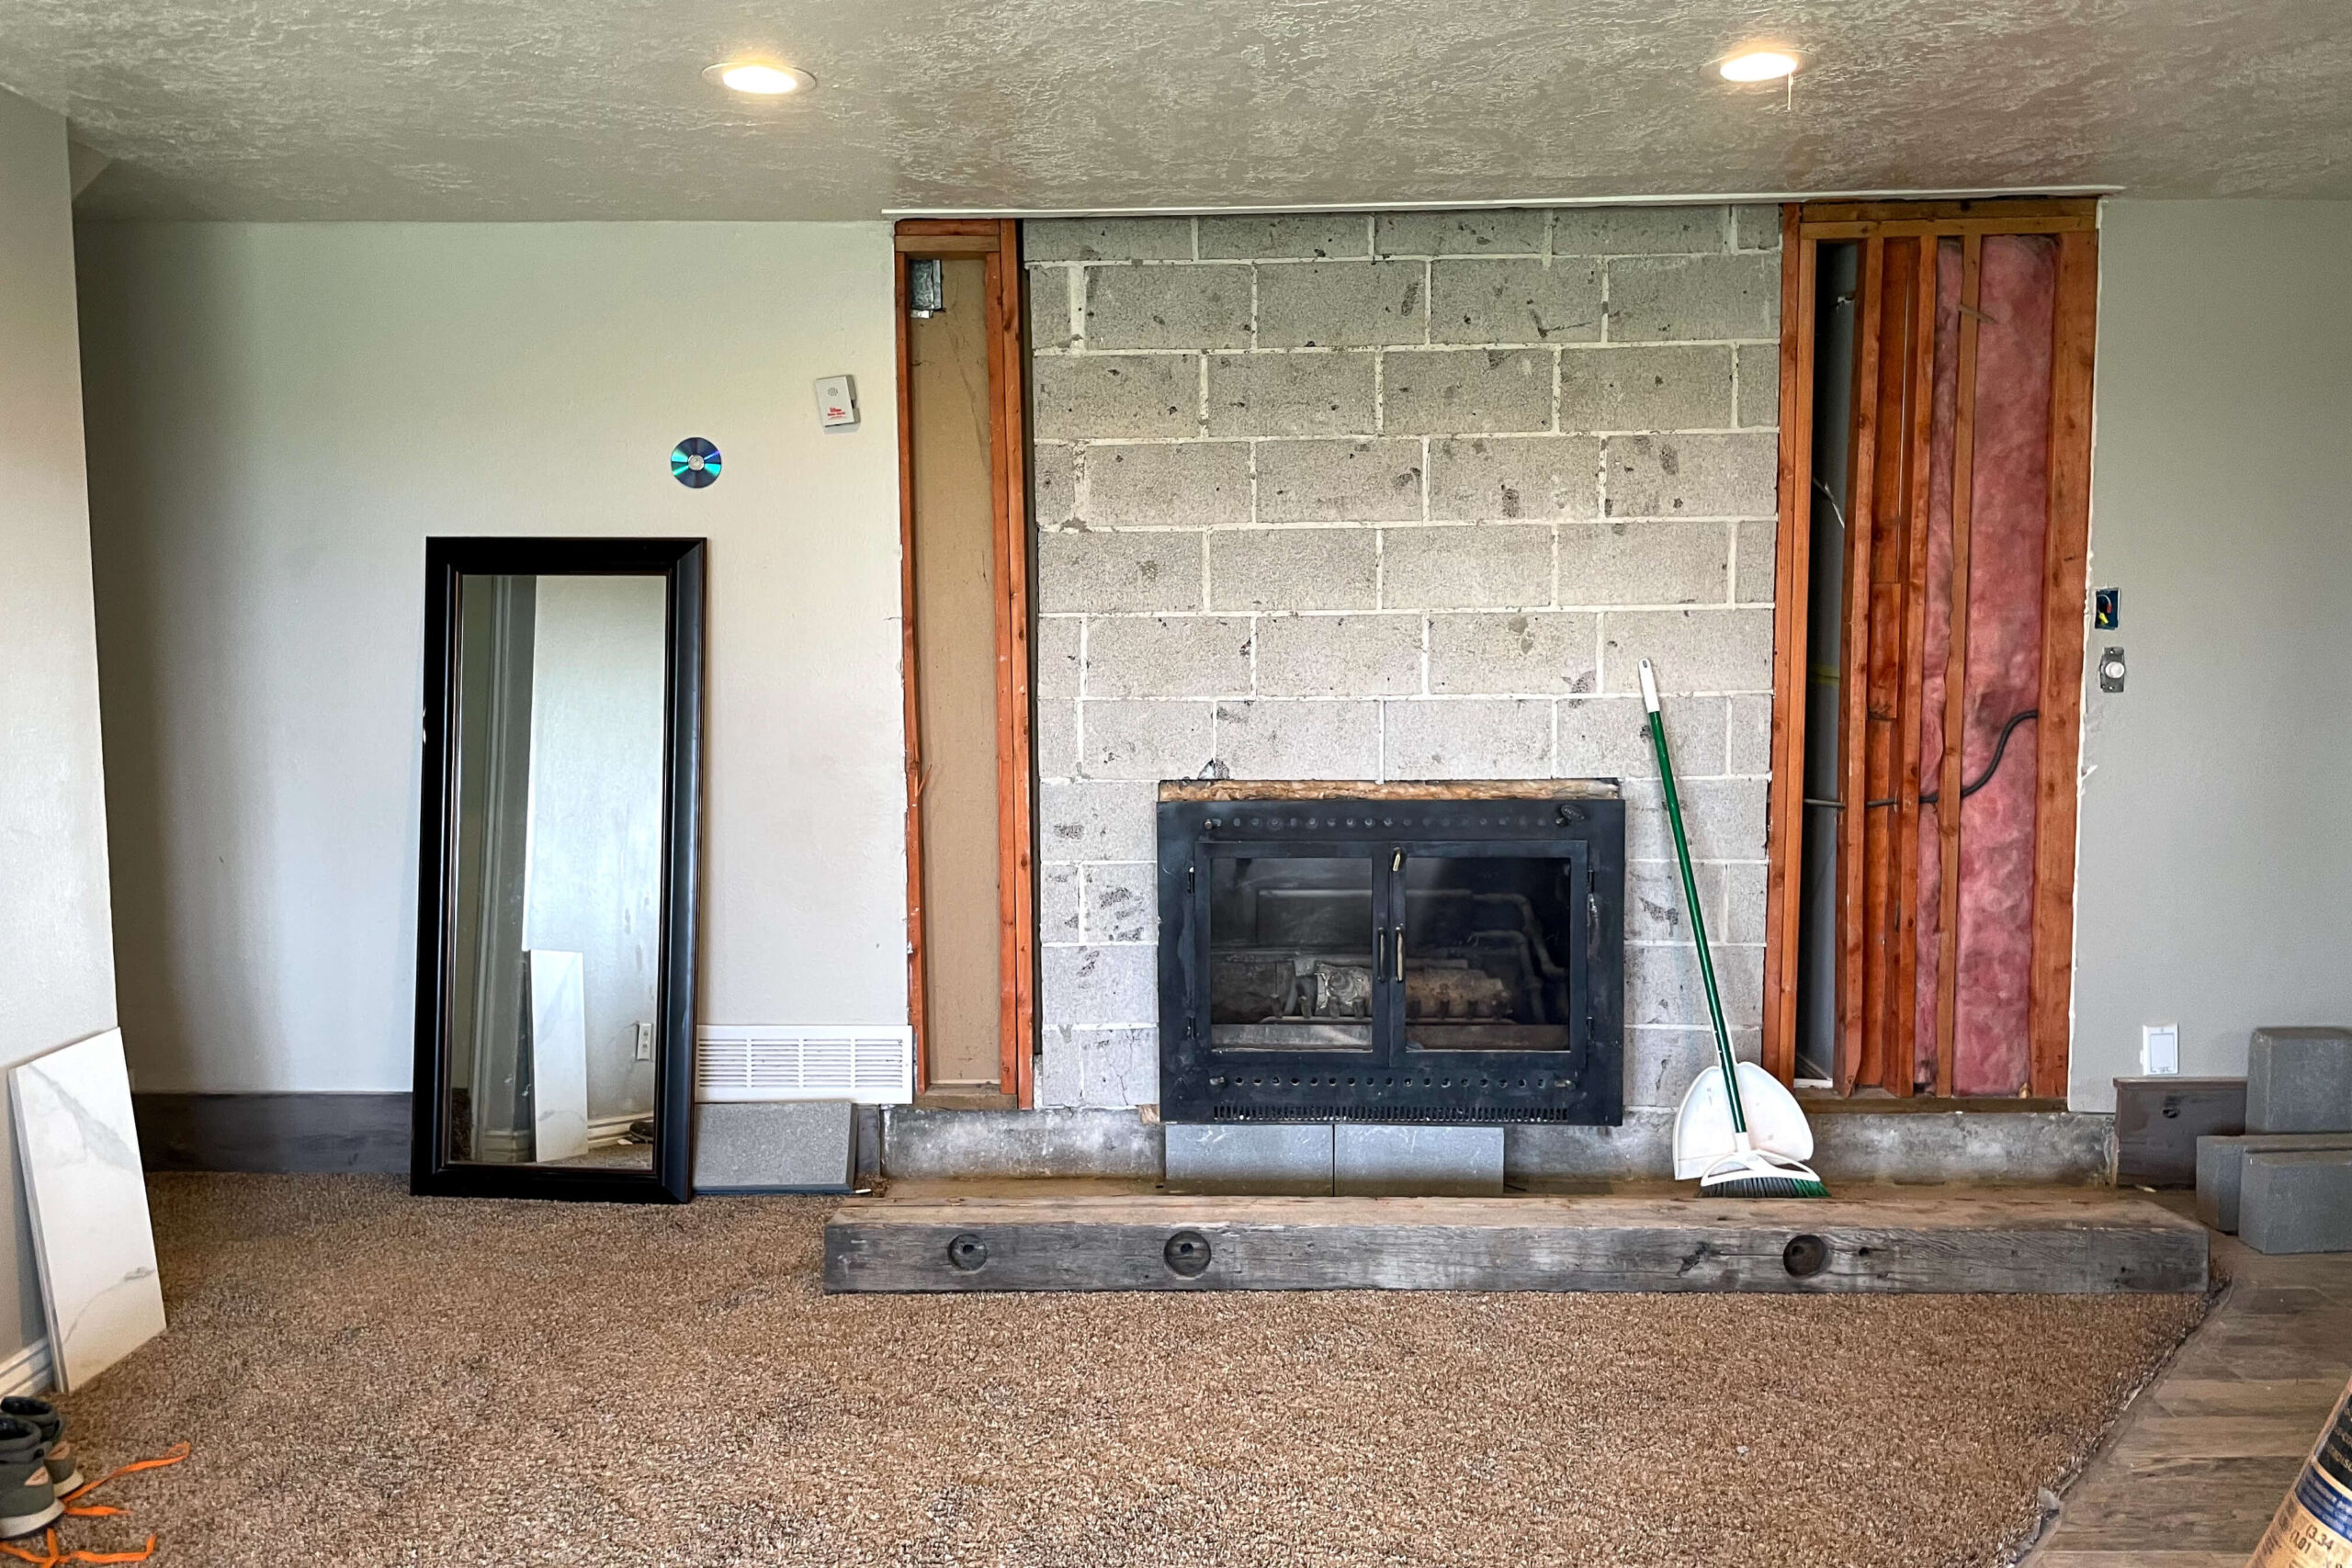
[1640,659,1826,1199]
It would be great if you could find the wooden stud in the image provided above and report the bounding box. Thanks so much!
[1799,216,2100,241]
[894,233,1001,254]
[1933,233,1984,1100]
[1835,236,1886,1097]
[893,247,931,1094]
[1760,208,1816,1085]
[991,220,1038,1106]
[1888,235,1939,1096]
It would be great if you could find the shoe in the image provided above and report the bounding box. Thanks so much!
[0,1400,77,1495]
[0,1416,61,1539]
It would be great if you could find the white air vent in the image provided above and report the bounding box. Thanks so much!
[695,1026,914,1105]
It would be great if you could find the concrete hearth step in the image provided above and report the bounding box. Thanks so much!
[2239,1148,2352,1255]
[2246,1025,2352,1133]
[1163,1122,1505,1197]
[2196,1131,2352,1232]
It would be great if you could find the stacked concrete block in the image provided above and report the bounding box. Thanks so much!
[2197,1132,2352,1231]
[2246,1026,2352,1132]
[1026,206,1782,1110]
[2225,1026,2352,1252]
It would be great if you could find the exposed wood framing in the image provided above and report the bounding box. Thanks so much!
[1834,236,1885,1097]
[894,250,929,1095]
[1758,205,1815,1085]
[1889,235,1939,1097]
[1933,234,1984,1099]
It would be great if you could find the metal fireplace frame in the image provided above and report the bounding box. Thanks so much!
[1156,793,1624,1125]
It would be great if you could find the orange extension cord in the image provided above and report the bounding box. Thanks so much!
[0,1444,190,1567]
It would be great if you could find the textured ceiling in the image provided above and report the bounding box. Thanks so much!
[3,0,2346,220]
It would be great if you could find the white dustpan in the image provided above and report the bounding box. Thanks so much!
[1671,1060,1816,1180]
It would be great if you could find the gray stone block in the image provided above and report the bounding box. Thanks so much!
[1626,1026,1761,1109]
[1605,433,1780,518]
[1253,615,1421,695]
[1080,441,1250,526]
[1029,269,1079,352]
[1374,209,1547,256]
[1378,523,1555,610]
[1381,348,1555,434]
[2248,1026,2352,1132]
[1382,697,1553,779]
[2241,1150,2352,1254]
[1082,264,1251,350]
[1600,607,1775,694]
[1033,441,1076,525]
[1727,694,1772,772]
[1197,214,1370,260]
[1558,521,1732,606]
[1208,529,1380,613]
[1034,354,1201,439]
[1560,345,1736,433]
[1032,695,1078,777]
[1430,257,1601,344]
[1206,352,1376,437]
[1214,699,1383,779]
[1623,775,1768,863]
[1555,693,1725,778]
[1082,863,1158,945]
[1041,943,1158,1028]
[1040,863,1080,942]
[1085,615,1253,698]
[1426,611,1599,696]
[1038,780,1159,862]
[1552,205,1726,256]
[1036,1027,1159,1109]
[1428,435,1601,521]
[1256,437,1425,523]
[1165,1122,1334,1195]
[1035,615,1081,697]
[1626,939,1765,1032]
[1735,520,1777,603]
[881,1107,1163,1180]
[1037,529,1202,614]
[1024,217,1194,263]
[1606,254,1781,342]
[1736,344,1781,428]
[1731,205,1784,252]
[1256,261,1427,348]
[1334,1124,1505,1196]
[1077,699,1216,779]
[693,1100,854,1193]
[2196,1133,2352,1231]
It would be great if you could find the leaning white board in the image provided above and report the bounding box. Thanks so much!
[9,1029,166,1392]
[528,951,591,1163]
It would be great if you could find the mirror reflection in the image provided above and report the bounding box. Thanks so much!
[446,572,667,1168]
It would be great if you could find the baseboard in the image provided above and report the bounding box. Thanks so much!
[0,1338,52,1399]
[133,1092,413,1174]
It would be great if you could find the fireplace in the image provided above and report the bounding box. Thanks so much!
[1156,785,1624,1125]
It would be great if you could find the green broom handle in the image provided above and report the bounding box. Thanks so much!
[1639,660,1747,1136]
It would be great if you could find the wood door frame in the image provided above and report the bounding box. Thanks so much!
[895,219,1037,1106]
[1759,198,2098,1101]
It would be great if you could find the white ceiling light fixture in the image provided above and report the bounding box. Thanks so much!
[705,60,816,96]
[1718,49,1802,83]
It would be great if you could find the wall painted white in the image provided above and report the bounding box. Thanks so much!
[2069,200,2352,1111]
[0,85,119,1364]
[77,221,908,1094]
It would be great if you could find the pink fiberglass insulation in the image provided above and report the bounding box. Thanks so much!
[1913,240,1963,1088]
[1951,235,2057,1096]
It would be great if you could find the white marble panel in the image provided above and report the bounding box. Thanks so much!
[527,951,590,1163]
[9,1029,165,1392]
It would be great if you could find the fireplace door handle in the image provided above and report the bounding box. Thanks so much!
[1392,924,1405,980]
[1374,926,1385,977]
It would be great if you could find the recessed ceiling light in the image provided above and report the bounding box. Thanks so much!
[705,61,815,96]
[1719,49,1801,83]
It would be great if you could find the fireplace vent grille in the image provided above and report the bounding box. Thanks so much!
[695,1026,913,1105]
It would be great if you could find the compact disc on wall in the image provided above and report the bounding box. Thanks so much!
[671,437,721,489]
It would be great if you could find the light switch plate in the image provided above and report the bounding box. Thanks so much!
[634,1021,654,1062]
[815,375,859,429]
[2142,1022,2178,1075]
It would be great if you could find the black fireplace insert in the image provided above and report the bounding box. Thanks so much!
[1157,791,1623,1124]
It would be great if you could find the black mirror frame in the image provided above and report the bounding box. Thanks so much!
[411,536,705,1202]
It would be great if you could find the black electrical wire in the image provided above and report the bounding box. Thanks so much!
[1804,709,2040,810]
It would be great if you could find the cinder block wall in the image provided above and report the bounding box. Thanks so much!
[1024,207,1782,1113]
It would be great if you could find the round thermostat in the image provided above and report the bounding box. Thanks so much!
[670,436,721,489]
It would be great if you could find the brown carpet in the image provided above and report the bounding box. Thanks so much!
[55,1175,2200,1568]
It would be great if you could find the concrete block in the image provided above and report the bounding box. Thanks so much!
[1037,529,1202,614]
[1553,205,1726,256]
[1560,345,1736,433]
[1166,1122,1335,1195]
[1730,205,1784,252]
[1382,697,1553,780]
[1430,257,1602,344]
[1256,261,1427,348]
[1035,615,1082,698]
[1727,694,1772,772]
[1041,943,1158,1028]
[1253,615,1421,696]
[1623,775,1769,863]
[1600,607,1775,694]
[1085,615,1253,698]
[2248,1026,2352,1132]
[1198,213,1370,260]
[1736,344,1781,428]
[1428,434,1601,521]
[1626,1026,1761,1109]
[1036,1028,1160,1109]
[1033,695,1078,777]
[1558,521,1732,606]
[1214,699,1383,779]
[2196,1134,2352,1231]
[1082,862,1159,945]
[1504,1108,2114,1187]
[1033,441,1076,525]
[1736,520,1777,603]
[1030,267,1080,353]
[1077,699,1216,780]
[2114,1076,2245,1187]
[1081,264,1251,350]
[1555,693,1726,778]
[1378,523,1555,610]
[1209,529,1381,613]
[1427,611,1599,696]
[1381,348,1555,434]
[1038,780,1159,862]
[693,1100,854,1193]
[2241,1150,2352,1254]
[1606,254,1781,342]
[1605,433,1780,518]
[1626,939,1765,1032]
[1206,351,1376,437]
[1080,441,1250,526]
[1034,354,1201,439]
[1024,217,1193,263]
[1257,437,1425,523]
[1334,1124,1505,1196]
[1374,209,1547,256]
[1040,863,1080,942]
[881,1107,1163,1180]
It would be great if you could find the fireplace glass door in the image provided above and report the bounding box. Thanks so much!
[1206,852,1379,1053]
[1398,850,1582,1054]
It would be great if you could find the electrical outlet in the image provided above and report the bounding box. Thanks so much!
[634,1021,654,1062]
[2142,1022,2178,1075]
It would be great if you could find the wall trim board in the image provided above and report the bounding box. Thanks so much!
[133,1092,412,1174]
[886,187,2120,220]
[0,1337,51,1400]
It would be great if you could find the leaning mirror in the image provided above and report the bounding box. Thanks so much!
[412,538,703,1201]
